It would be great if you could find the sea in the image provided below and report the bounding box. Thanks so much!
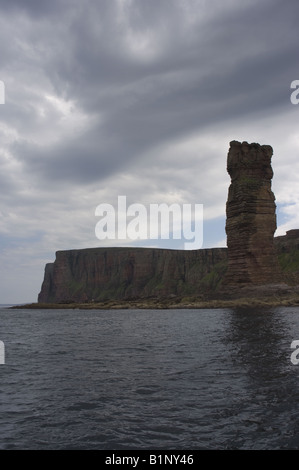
[1,305,299,451]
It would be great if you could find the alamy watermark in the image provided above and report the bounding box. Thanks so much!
[0,341,5,364]
[95,196,203,249]
[291,340,299,365]
[290,80,299,105]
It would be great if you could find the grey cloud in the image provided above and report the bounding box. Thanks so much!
[45,0,298,126]
[3,0,297,190]
[0,0,73,18]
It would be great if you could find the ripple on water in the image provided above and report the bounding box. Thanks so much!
[1,307,299,449]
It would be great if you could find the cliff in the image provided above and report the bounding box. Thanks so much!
[38,247,227,303]
[38,231,299,304]
[37,141,299,305]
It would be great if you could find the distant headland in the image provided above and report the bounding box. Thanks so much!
[16,141,299,309]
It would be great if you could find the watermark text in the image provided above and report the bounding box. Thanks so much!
[290,80,299,105]
[290,340,299,364]
[95,196,203,249]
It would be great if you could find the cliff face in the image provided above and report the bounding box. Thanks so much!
[38,231,299,303]
[38,247,227,303]
[38,140,299,304]
[224,141,282,285]
[275,230,299,286]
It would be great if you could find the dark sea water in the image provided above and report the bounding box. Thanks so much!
[1,306,299,450]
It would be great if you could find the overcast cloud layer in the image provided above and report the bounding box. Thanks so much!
[0,0,299,303]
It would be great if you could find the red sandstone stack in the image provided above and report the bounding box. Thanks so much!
[224,140,282,285]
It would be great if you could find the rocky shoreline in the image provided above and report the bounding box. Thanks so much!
[11,292,299,310]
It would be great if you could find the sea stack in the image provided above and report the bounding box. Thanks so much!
[224,140,282,285]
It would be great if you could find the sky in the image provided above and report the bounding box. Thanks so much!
[0,0,299,303]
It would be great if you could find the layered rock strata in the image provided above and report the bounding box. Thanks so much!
[224,140,282,285]
[38,247,227,303]
[37,232,299,303]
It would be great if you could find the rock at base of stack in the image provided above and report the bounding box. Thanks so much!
[223,140,282,286]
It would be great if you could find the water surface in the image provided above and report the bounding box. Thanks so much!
[0,306,299,449]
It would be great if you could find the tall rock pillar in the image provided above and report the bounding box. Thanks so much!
[224,140,282,285]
